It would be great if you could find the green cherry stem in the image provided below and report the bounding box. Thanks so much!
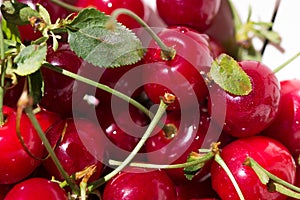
[43,62,154,120]
[245,157,300,193]
[24,106,80,194]
[50,0,81,12]
[87,95,173,192]
[214,153,245,200]
[273,51,300,74]
[108,150,215,169]
[108,8,176,60]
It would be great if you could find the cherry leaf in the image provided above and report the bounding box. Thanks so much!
[66,8,145,68]
[13,44,47,76]
[210,53,252,96]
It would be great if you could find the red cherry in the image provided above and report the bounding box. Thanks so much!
[4,178,68,200]
[209,60,280,137]
[42,117,104,182]
[210,136,296,200]
[0,106,45,184]
[263,79,300,157]
[34,108,61,132]
[143,26,213,111]
[102,168,177,200]
[75,0,146,30]
[39,42,87,117]
[156,0,221,32]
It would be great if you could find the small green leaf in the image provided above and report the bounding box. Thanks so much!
[13,44,47,76]
[28,70,44,105]
[66,8,144,68]
[1,18,22,43]
[36,3,51,25]
[183,152,206,181]
[210,53,252,95]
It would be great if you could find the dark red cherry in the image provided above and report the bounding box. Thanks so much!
[4,178,68,200]
[102,168,177,200]
[3,76,25,108]
[156,0,221,32]
[210,136,296,200]
[209,60,280,137]
[75,0,146,30]
[39,42,87,117]
[0,106,45,184]
[35,108,61,132]
[143,26,213,111]
[263,79,300,157]
[43,117,104,182]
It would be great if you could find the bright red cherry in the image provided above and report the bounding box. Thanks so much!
[211,136,296,200]
[0,106,45,184]
[4,178,68,200]
[143,26,213,111]
[102,168,177,200]
[74,0,146,30]
[263,79,300,157]
[209,60,280,137]
[156,0,221,32]
[42,117,104,182]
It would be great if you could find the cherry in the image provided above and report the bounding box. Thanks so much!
[143,26,213,111]
[263,79,300,157]
[35,107,61,132]
[156,0,221,32]
[42,117,104,182]
[102,168,177,200]
[39,42,87,117]
[4,177,68,200]
[95,103,150,159]
[209,60,280,137]
[0,106,45,185]
[74,0,146,30]
[204,0,237,58]
[210,136,296,200]
[3,76,25,108]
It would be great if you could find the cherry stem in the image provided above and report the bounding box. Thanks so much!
[87,96,171,191]
[108,8,176,60]
[24,106,80,194]
[260,0,281,56]
[50,0,81,12]
[109,150,214,169]
[245,157,300,193]
[0,18,6,125]
[214,153,245,200]
[273,51,300,74]
[43,62,155,121]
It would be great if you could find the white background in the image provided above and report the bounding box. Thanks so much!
[143,0,300,81]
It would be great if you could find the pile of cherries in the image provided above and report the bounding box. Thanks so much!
[1,0,300,199]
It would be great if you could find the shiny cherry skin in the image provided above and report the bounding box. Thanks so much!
[263,79,300,157]
[102,168,177,200]
[75,0,145,30]
[4,178,68,200]
[156,0,221,32]
[39,42,85,117]
[204,0,238,58]
[35,108,61,132]
[210,136,296,200]
[143,26,213,111]
[0,106,45,184]
[209,60,280,137]
[43,117,104,182]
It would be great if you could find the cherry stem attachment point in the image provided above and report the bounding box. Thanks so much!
[108,8,176,60]
[87,96,170,191]
[273,51,300,74]
[0,19,6,125]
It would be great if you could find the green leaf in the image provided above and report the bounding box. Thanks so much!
[66,8,144,68]
[1,0,40,25]
[210,53,252,96]
[183,152,206,181]
[13,44,47,76]
[28,70,44,105]
[1,18,22,43]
